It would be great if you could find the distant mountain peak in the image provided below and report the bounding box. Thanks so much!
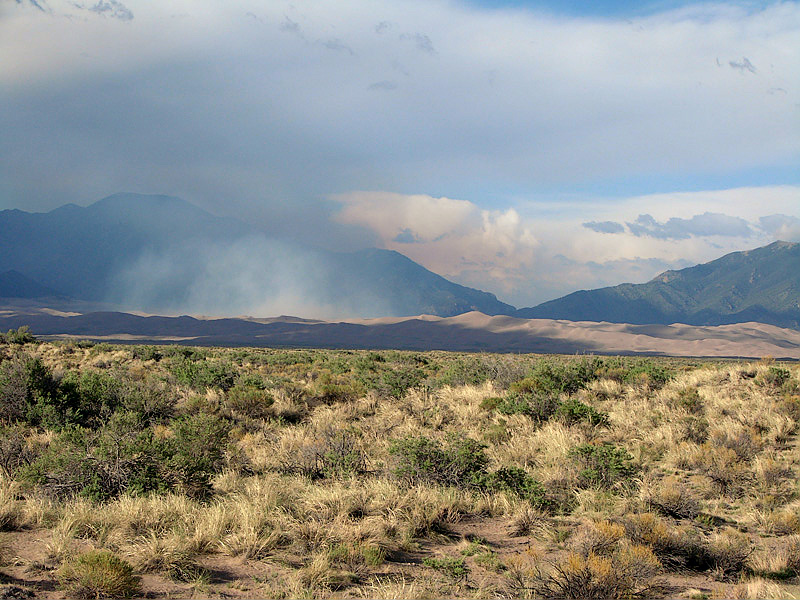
[0,270,63,299]
[90,192,203,213]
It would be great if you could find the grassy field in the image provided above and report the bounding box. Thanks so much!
[0,328,799,598]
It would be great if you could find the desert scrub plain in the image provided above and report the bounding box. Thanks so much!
[0,328,799,598]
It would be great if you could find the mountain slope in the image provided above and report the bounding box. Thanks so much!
[0,270,62,299]
[516,241,800,329]
[0,193,514,318]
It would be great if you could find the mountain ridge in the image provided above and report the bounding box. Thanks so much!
[516,241,800,329]
[0,193,514,318]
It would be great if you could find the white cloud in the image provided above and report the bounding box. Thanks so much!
[335,185,799,307]
[334,191,539,294]
[760,214,800,241]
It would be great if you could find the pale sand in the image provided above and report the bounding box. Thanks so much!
[3,303,799,357]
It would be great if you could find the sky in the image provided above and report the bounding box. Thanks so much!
[1,0,799,308]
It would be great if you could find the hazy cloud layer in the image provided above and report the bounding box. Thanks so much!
[2,0,797,219]
[110,236,394,319]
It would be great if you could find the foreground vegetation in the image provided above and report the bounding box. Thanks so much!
[0,328,799,598]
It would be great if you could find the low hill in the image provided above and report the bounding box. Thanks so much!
[2,308,799,358]
[516,241,800,329]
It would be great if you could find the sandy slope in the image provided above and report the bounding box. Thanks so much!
[338,312,800,358]
[1,304,799,357]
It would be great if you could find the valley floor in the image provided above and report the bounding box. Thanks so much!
[1,337,800,598]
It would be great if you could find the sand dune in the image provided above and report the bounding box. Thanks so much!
[1,305,798,358]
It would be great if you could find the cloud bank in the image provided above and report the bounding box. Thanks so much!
[332,185,799,307]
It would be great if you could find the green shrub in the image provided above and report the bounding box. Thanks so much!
[511,358,602,396]
[674,388,704,414]
[485,467,550,508]
[57,550,140,599]
[130,345,162,362]
[389,435,489,489]
[482,420,510,444]
[569,443,637,489]
[389,436,550,507]
[621,359,672,389]
[118,379,175,426]
[554,398,609,426]
[759,366,791,388]
[422,556,469,580]
[166,413,231,497]
[169,356,235,390]
[496,393,560,423]
[21,415,170,501]
[479,396,502,411]
[379,367,424,399]
[57,370,124,428]
[1,326,36,345]
[0,353,60,426]
[22,409,231,500]
[435,357,494,388]
[224,385,274,421]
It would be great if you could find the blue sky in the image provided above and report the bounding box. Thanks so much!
[1,0,798,308]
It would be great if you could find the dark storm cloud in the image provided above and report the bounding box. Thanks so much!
[582,220,625,234]
[627,212,754,239]
[4,0,797,226]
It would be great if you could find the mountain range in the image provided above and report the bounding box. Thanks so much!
[1,193,798,329]
[0,193,513,318]
[517,241,800,330]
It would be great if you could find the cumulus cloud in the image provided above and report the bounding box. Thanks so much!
[583,220,625,234]
[334,191,538,294]
[759,214,800,241]
[626,212,754,239]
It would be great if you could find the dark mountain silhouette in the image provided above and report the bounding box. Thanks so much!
[0,193,514,318]
[0,270,63,299]
[516,241,800,329]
